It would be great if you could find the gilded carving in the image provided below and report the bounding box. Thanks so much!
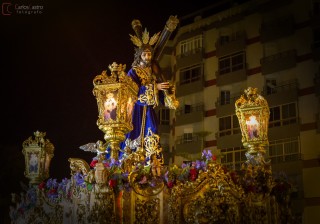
[135,197,160,224]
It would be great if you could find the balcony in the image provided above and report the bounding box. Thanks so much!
[158,124,170,134]
[261,49,297,75]
[268,120,300,141]
[216,129,242,149]
[175,135,203,156]
[176,48,203,69]
[269,153,303,165]
[260,15,295,43]
[215,32,246,57]
[216,66,247,86]
[175,103,204,126]
[215,93,242,117]
[262,79,298,107]
[176,76,204,97]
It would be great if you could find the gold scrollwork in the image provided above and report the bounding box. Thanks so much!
[135,197,160,224]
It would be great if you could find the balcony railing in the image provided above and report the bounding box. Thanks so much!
[269,117,298,128]
[216,128,241,138]
[261,49,297,75]
[216,93,242,107]
[216,64,247,86]
[176,47,203,59]
[176,103,204,116]
[261,49,296,64]
[215,31,246,57]
[176,135,201,145]
[260,15,295,42]
[262,79,298,96]
[175,133,204,157]
[269,153,302,164]
[176,48,203,69]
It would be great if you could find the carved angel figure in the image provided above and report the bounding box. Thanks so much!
[79,140,107,161]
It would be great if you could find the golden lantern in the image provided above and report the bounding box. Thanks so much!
[93,62,138,160]
[235,87,270,155]
[22,131,54,185]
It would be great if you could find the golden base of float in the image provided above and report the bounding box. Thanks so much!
[11,78,294,223]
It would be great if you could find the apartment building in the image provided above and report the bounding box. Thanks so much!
[158,0,320,222]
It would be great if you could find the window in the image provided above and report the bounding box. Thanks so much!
[219,52,245,75]
[269,103,297,128]
[180,65,202,85]
[232,115,241,134]
[266,79,277,95]
[270,106,281,127]
[183,133,193,142]
[219,116,231,136]
[219,31,243,45]
[268,137,300,163]
[220,35,230,45]
[158,108,170,125]
[185,105,191,114]
[282,103,297,125]
[221,147,246,170]
[220,90,231,105]
[180,35,202,56]
[218,115,240,136]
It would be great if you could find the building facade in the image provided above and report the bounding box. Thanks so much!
[158,0,320,222]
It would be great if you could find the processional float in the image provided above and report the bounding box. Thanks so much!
[9,16,294,224]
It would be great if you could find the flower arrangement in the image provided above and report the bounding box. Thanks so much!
[38,177,72,201]
[85,149,219,191]
[88,157,131,193]
[271,172,293,204]
[163,149,217,188]
[24,149,290,205]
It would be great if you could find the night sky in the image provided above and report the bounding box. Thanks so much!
[1,0,214,220]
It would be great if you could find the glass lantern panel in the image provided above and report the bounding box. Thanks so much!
[28,152,40,174]
[103,90,118,121]
[126,96,134,122]
[245,114,260,139]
